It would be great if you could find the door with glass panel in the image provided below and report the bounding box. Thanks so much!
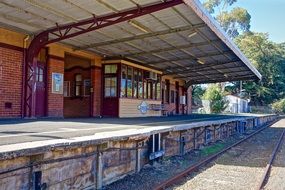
[102,64,119,117]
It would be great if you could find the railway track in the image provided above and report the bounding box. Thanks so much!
[257,130,285,190]
[154,119,284,190]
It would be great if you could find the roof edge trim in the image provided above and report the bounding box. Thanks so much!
[182,0,262,80]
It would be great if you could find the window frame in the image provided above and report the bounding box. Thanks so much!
[120,65,127,98]
[119,63,161,101]
[103,64,118,98]
[171,90,175,103]
[74,73,83,97]
[104,76,117,98]
[127,66,133,98]
[165,80,170,104]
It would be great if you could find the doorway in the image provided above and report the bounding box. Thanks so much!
[35,49,47,117]
[63,54,91,117]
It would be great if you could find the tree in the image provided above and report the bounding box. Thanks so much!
[203,0,251,38]
[203,1,285,106]
[203,84,228,113]
[272,99,285,114]
[192,85,205,106]
[235,32,285,105]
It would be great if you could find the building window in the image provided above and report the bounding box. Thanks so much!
[127,66,133,97]
[84,79,91,96]
[104,77,117,97]
[119,64,161,100]
[64,81,70,97]
[143,79,147,99]
[121,65,127,97]
[147,81,153,99]
[133,69,138,98]
[36,67,44,82]
[165,80,170,103]
[156,75,161,100]
[104,64,117,74]
[162,89,165,103]
[138,70,143,99]
[171,90,175,103]
[75,74,82,96]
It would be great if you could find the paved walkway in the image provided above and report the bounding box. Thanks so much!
[0,114,235,146]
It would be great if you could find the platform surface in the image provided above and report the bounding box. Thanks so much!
[0,114,267,158]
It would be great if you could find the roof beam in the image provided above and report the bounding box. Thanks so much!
[174,70,252,79]
[121,40,221,57]
[150,50,233,66]
[182,0,261,80]
[29,0,184,48]
[25,0,184,118]
[187,74,257,85]
[164,60,239,75]
[75,23,206,50]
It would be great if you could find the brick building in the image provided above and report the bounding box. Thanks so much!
[0,0,261,119]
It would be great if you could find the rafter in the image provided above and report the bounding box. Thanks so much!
[75,23,206,50]
[187,74,257,85]
[24,0,184,117]
[151,52,235,67]
[174,70,252,79]
[120,40,222,57]
[163,60,240,75]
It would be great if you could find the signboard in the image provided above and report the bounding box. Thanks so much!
[52,73,63,94]
[137,101,149,114]
[149,150,165,160]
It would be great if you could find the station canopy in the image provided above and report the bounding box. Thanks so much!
[0,0,261,85]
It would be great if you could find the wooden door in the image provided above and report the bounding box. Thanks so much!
[102,64,119,117]
[35,61,47,117]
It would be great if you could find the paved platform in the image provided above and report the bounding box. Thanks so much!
[0,114,268,159]
[0,114,244,146]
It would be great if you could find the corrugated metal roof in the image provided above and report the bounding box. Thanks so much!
[0,0,261,84]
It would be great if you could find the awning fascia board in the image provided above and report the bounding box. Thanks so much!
[182,0,262,80]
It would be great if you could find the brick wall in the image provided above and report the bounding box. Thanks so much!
[187,86,192,114]
[163,83,186,115]
[47,57,64,117]
[92,67,102,117]
[0,46,23,118]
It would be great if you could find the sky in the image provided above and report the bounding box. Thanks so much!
[201,0,285,43]
[235,0,285,43]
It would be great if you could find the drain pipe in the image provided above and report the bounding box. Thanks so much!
[21,35,30,118]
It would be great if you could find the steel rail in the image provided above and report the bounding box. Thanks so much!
[256,129,285,190]
[154,120,278,190]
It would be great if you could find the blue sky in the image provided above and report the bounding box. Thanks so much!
[235,0,285,43]
[201,0,285,43]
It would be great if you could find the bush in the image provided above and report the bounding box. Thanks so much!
[272,99,285,114]
[203,84,229,113]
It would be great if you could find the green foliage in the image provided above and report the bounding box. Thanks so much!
[192,85,205,106]
[203,0,250,38]
[203,84,229,113]
[203,0,285,106]
[272,99,285,114]
[235,33,285,105]
[203,0,237,14]
[217,8,251,38]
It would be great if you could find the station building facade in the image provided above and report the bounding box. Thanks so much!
[0,28,192,119]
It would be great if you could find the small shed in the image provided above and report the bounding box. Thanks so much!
[225,95,249,113]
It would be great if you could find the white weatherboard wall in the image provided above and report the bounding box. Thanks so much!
[119,99,161,117]
[225,95,249,113]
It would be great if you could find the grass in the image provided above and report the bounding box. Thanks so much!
[200,142,226,157]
